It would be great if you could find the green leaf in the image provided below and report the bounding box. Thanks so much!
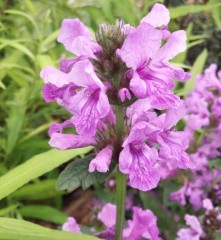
[0,205,19,217]
[56,155,115,192]
[209,159,221,169]
[187,39,205,49]
[6,88,27,154]
[0,147,92,200]
[210,0,221,29]
[39,30,59,52]
[0,217,99,240]
[1,42,35,61]
[4,10,40,38]
[36,55,55,68]
[19,205,67,224]
[176,49,208,96]
[169,3,221,19]
[11,179,64,200]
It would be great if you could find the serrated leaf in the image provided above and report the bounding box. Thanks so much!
[56,155,115,192]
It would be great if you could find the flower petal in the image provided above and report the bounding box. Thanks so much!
[58,19,91,53]
[49,133,96,150]
[155,30,187,61]
[40,67,69,87]
[117,23,162,69]
[130,72,147,98]
[89,145,113,173]
[141,3,170,27]
[98,203,116,228]
[62,217,81,233]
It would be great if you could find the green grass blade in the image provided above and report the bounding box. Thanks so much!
[0,218,99,240]
[0,147,92,200]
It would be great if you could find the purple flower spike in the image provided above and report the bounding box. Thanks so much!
[89,145,113,173]
[41,3,192,201]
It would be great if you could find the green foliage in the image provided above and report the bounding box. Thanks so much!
[0,217,99,240]
[19,205,67,224]
[56,155,115,192]
[169,2,221,19]
[11,179,64,200]
[0,147,92,200]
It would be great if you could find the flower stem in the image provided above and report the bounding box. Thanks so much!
[115,167,127,240]
[115,105,127,240]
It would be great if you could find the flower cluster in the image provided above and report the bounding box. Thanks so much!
[170,64,221,209]
[63,203,160,240]
[176,199,221,240]
[40,3,193,191]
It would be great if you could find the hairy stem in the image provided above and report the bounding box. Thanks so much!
[115,105,127,240]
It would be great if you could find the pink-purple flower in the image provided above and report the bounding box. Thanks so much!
[41,2,192,194]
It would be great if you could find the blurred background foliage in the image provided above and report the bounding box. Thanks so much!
[0,0,221,238]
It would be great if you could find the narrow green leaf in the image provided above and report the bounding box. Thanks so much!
[0,205,19,217]
[6,88,27,154]
[5,42,35,61]
[4,10,40,38]
[176,49,208,96]
[36,55,55,68]
[19,205,67,224]
[0,63,34,74]
[11,179,64,200]
[169,3,221,19]
[40,30,59,52]
[0,218,99,240]
[187,39,205,49]
[20,123,51,143]
[0,147,92,200]
[210,0,221,29]
[56,155,115,192]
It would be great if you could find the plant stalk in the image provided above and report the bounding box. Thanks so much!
[115,167,127,240]
[115,105,127,240]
